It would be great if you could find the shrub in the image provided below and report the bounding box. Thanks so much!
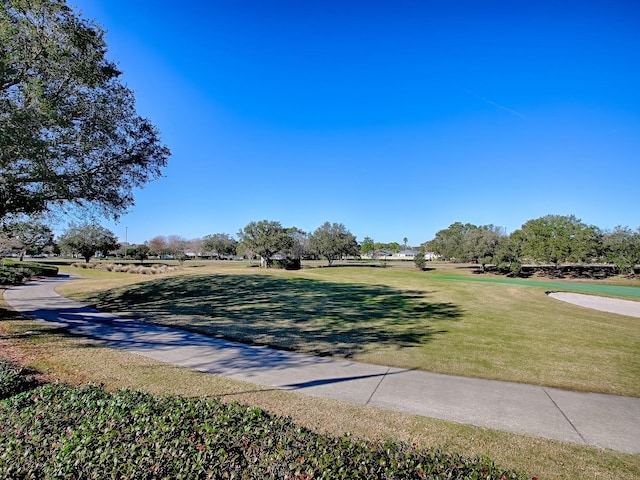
[0,361,38,400]
[414,252,426,270]
[0,383,525,479]
[2,259,58,276]
[270,258,301,270]
[71,263,177,275]
[0,265,32,285]
[1,260,58,283]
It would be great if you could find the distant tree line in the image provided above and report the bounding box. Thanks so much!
[5,214,639,276]
[43,220,360,269]
[424,215,640,275]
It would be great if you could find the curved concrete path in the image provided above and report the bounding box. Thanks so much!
[4,275,640,454]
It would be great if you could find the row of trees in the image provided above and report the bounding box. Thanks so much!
[424,215,640,274]
[140,221,359,267]
[4,215,639,274]
[33,220,359,267]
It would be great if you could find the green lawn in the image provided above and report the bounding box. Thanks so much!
[4,267,640,480]
[60,262,640,397]
[430,271,640,298]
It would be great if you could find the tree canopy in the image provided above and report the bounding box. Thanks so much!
[360,236,375,257]
[0,0,170,220]
[58,223,119,262]
[602,226,640,274]
[202,233,238,258]
[0,219,53,260]
[423,215,639,275]
[425,222,503,263]
[238,220,292,267]
[516,215,600,266]
[308,222,359,266]
[126,244,150,263]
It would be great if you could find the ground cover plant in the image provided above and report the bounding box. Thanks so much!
[0,363,524,479]
[59,262,640,397]
[0,360,38,400]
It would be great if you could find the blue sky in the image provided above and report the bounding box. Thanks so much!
[67,1,639,246]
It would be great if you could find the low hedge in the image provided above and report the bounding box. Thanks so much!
[1,259,59,279]
[0,265,33,285]
[0,381,526,479]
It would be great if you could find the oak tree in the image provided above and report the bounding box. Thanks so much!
[1,0,170,220]
[238,220,292,267]
[0,219,54,260]
[58,223,119,262]
[308,222,358,266]
[202,233,238,259]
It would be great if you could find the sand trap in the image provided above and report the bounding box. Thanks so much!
[547,292,640,318]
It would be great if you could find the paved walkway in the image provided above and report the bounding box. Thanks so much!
[4,275,640,454]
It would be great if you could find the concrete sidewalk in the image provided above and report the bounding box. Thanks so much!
[4,275,640,454]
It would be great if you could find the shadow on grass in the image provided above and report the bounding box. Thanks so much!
[85,274,464,358]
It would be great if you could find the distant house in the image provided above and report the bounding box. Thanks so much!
[392,250,440,261]
[393,249,419,259]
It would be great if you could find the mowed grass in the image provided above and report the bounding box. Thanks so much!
[5,264,640,480]
[2,313,640,480]
[57,262,640,397]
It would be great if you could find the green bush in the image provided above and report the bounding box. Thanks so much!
[0,265,32,285]
[0,361,38,400]
[2,259,59,278]
[0,383,525,479]
[270,258,301,270]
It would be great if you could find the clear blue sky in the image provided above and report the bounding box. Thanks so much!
[68,0,639,246]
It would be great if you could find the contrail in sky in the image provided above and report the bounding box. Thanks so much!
[466,90,528,120]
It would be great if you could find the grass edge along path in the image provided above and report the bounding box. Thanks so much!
[1,300,640,479]
[0,284,640,480]
[59,265,640,397]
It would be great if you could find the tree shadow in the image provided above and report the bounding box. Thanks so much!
[85,274,464,358]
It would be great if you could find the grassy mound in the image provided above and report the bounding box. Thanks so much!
[0,372,524,479]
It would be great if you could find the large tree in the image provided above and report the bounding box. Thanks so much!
[238,220,293,267]
[146,235,168,258]
[308,222,359,266]
[58,223,119,262]
[166,235,188,264]
[0,219,54,260]
[285,227,307,262]
[517,214,600,266]
[360,236,375,257]
[126,244,150,263]
[602,226,640,274]
[0,0,170,220]
[425,222,476,261]
[462,225,504,271]
[202,233,238,259]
